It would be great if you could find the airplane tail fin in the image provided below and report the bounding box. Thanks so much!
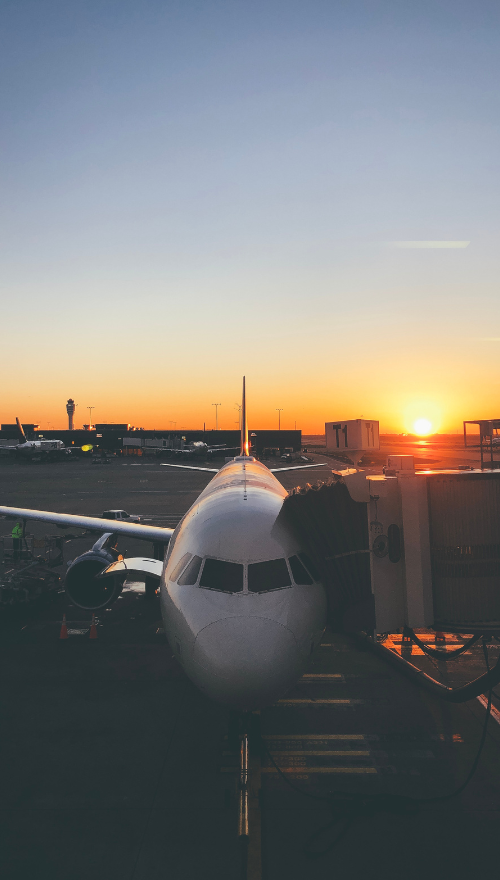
[241,377,249,456]
[15,418,27,443]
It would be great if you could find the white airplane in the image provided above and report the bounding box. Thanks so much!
[2,418,93,458]
[170,440,240,459]
[0,381,329,711]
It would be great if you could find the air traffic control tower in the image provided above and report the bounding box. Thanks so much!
[66,399,76,431]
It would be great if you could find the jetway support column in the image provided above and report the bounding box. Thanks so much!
[398,474,434,628]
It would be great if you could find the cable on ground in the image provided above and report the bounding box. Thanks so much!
[360,631,500,702]
[402,627,479,660]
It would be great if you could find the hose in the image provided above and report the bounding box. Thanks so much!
[356,632,500,702]
[402,626,480,660]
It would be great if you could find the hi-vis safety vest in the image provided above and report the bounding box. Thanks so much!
[12,523,22,540]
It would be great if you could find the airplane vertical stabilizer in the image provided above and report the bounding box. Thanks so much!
[15,418,27,444]
[241,377,249,456]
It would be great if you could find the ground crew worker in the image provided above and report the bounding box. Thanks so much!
[12,521,23,561]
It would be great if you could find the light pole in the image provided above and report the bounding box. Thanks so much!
[276,408,283,430]
[87,407,94,429]
[212,403,221,430]
[235,403,242,429]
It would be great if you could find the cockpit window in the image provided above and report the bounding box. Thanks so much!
[178,555,203,585]
[199,558,244,593]
[248,558,291,593]
[288,555,313,585]
[298,552,320,582]
[169,552,192,582]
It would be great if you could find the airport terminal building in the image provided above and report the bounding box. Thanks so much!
[0,424,302,456]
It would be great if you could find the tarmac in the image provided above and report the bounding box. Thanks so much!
[1,452,499,880]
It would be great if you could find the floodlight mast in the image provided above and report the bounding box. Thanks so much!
[212,403,221,431]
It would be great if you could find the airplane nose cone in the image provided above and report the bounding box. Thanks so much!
[192,616,302,710]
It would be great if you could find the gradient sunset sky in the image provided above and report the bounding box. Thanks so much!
[1,1,499,433]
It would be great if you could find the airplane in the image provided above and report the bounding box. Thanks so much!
[169,440,240,459]
[1,418,93,459]
[0,381,330,711]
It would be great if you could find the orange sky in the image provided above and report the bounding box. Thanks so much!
[1,338,498,435]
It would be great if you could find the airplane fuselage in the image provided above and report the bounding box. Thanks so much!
[159,456,327,710]
[14,440,69,457]
[24,440,65,451]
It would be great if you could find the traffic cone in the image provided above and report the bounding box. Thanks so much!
[435,631,446,644]
[59,613,69,639]
[89,613,98,640]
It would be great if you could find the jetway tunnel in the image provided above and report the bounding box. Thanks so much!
[282,479,375,632]
[282,468,500,636]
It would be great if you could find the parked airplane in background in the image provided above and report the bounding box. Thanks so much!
[171,440,240,459]
[0,381,329,711]
[1,418,93,459]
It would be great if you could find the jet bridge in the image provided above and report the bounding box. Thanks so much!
[464,418,500,469]
[283,464,500,635]
[283,477,374,632]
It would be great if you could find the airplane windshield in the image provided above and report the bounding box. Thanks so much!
[288,555,313,585]
[178,555,203,585]
[169,552,192,582]
[298,552,320,582]
[199,558,244,593]
[248,558,291,593]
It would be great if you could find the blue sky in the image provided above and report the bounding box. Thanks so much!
[1,1,499,431]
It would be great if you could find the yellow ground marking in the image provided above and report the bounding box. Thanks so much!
[300,673,344,679]
[477,695,500,728]
[277,698,360,705]
[262,734,366,740]
[261,767,377,774]
[270,750,370,756]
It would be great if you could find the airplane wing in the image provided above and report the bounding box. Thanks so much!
[98,557,163,580]
[160,461,331,475]
[270,463,332,473]
[160,463,219,473]
[173,448,205,455]
[0,506,173,543]
[172,445,239,454]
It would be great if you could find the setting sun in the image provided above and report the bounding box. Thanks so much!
[413,418,433,436]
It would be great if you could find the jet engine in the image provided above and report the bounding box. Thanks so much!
[65,533,124,610]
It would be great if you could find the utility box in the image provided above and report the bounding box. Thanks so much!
[386,455,415,473]
[325,419,379,463]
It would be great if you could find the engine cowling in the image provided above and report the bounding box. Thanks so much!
[65,533,124,610]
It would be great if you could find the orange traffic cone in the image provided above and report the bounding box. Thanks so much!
[89,613,98,640]
[59,613,69,639]
[435,631,446,644]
